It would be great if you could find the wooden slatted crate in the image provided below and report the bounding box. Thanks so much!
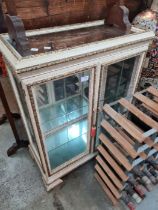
[95,86,158,205]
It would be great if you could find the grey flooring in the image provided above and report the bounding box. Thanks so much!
[0,122,158,210]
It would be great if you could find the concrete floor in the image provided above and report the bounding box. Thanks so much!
[0,122,158,210]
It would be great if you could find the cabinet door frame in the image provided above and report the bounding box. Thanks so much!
[94,53,146,147]
[21,65,96,176]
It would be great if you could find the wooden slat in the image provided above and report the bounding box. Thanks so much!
[116,128,135,146]
[114,142,129,157]
[103,105,145,143]
[141,104,158,118]
[101,120,137,158]
[120,105,155,149]
[147,86,158,98]
[116,103,155,149]
[104,99,155,151]
[95,164,121,199]
[139,152,147,160]
[154,144,158,151]
[96,155,124,190]
[99,134,132,171]
[144,138,154,147]
[154,97,158,103]
[119,109,155,148]
[98,146,128,181]
[95,173,118,206]
[119,98,158,131]
[134,93,158,115]
[128,122,155,149]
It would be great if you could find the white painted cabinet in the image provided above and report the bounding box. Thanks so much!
[0,20,154,190]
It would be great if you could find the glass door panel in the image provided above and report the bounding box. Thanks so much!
[96,57,136,146]
[104,57,135,103]
[34,70,91,170]
[36,84,50,108]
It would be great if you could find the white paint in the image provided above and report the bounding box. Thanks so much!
[0,19,155,190]
[44,47,51,50]
[31,48,39,52]
[26,20,105,37]
[0,25,154,74]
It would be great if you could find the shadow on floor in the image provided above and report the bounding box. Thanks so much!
[1,122,152,210]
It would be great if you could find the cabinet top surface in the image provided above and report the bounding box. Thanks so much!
[0,20,155,74]
[0,0,153,74]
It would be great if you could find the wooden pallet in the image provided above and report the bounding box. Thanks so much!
[95,86,158,205]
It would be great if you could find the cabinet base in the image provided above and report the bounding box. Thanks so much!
[29,144,96,191]
[44,178,63,192]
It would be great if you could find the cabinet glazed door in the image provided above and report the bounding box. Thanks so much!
[32,69,94,172]
[95,56,139,146]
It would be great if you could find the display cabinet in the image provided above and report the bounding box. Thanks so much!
[0,1,155,190]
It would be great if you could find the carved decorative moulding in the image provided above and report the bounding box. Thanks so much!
[0,1,155,191]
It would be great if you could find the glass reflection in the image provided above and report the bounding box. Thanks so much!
[34,71,90,169]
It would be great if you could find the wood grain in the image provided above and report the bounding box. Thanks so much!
[134,93,158,115]
[101,119,137,158]
[119,98,158,130]
[97,145,129,181]
[95,173,118,206]
[28,25,124,53]
[95,164,121,199]
[147,86,158,98]
[99,133,132,171]
[103,105,145,143]
[116,128,135,145]
[3,0,144,30]
[141,104,158,118]
[96,155,124,190]
[139,152,147,160]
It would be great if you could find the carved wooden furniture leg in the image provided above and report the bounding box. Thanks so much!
[0,81,29,156]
